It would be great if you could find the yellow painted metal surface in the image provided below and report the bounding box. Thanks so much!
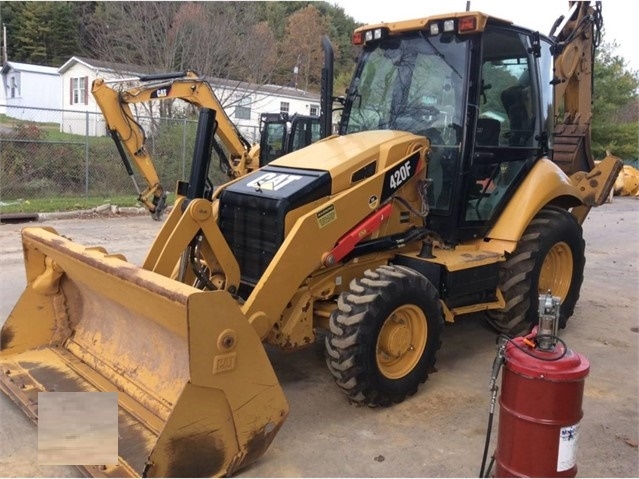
[487,156,621,244]
[243,141,428,340]
[1,6,620,475]
[91,73,260,216]
[0,227,288,477]
[614,164,639,197]
[411,245,504,272]
[353,11,509,35]
[376,305,427,379]
[487,159,578,242]
[539,242,573,300]
[271,130,427,195]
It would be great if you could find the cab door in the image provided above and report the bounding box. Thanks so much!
[458,25,545,240]
[287,115,322,153]
[259,114,288,166]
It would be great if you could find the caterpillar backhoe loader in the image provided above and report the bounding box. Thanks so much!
[0,2,621,477]
[92,71,321,220]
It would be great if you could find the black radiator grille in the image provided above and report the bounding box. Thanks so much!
[219,194,283,286]
[218,165,332,289]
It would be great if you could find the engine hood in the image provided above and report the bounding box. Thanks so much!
[269,130,428,195]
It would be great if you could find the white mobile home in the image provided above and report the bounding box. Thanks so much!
[57,56,320,139]
[57,56,147,136]
[0,62,62,122]
[212,78,321,142]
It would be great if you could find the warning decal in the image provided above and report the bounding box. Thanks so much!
[317,204,336,228]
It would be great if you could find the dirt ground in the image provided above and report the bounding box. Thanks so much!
[0,198,637,478]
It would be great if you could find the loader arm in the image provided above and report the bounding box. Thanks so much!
[239,135,429,339]
[92,71,259,218]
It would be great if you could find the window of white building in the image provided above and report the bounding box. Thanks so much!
[71,77,88,105]
[234,96,251,120]
[8,74,20,98]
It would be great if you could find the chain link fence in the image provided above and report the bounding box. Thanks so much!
[0,105,259,213]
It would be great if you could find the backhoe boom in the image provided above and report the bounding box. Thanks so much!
[92,71,259,219]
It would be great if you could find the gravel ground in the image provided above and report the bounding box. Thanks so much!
[0,197,637,477]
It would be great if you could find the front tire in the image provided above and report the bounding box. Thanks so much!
[325,265,443,407]
[486,207,585,336]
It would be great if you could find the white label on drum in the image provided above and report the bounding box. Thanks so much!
[557,423,580,472]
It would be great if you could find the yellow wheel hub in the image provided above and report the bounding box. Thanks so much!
[539,241,573,300]
[376,305,427,379]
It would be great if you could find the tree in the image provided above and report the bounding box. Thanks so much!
[1,1,359,95]
[84,1,283,121]
[259,1,311,40]
[279,5,330,91]
[85,2,278,83]
[1,2,81,65]
[592,41,639,161]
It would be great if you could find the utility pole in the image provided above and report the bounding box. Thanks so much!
[0,2,6,65]
[3,24,7,65]
[293,54,301,90]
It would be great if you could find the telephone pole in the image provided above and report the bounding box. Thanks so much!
[3,24,8,65]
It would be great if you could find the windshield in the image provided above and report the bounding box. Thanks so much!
[341,32,469,147]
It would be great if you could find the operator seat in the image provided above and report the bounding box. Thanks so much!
[500,73,533,146]
[476,118,501,146]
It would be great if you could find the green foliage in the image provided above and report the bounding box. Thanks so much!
[1,1,83,65]
[260,1,312,40]
[146,119,199,191]
[592,41,639,161]
[0,122,85,198]
[0,113,237,210]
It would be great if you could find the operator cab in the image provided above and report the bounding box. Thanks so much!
[339,14,555,244]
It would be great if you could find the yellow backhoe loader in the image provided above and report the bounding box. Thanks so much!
[92,71,322,219]
[0,2,621,477]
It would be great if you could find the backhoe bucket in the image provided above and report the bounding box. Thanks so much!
[0,227,288,477]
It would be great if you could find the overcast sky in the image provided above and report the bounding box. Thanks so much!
[333,0,638,71]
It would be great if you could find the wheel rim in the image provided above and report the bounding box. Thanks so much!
[539,241,573,300]
[376,305,427,379]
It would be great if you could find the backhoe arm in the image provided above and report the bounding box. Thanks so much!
[92,71,259,219]
[548,1,622,216]
[550,1,603,174]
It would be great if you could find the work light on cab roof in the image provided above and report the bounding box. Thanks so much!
[353,14,481,46]
[352,27,388,45]
[428,16,478,35]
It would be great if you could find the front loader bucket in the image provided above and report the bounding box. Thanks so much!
[0,227,288,477]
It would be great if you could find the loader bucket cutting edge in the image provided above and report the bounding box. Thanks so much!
[0,227,289,477]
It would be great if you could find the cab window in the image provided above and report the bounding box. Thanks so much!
[464,28,538,224]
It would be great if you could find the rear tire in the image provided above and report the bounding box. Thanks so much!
[486,207,585,336]
[325,265,443,407]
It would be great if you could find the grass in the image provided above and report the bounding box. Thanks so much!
[0,195,143,214]
[0,115,188,215]
[0,114,111,144]
[0,114,61,131]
